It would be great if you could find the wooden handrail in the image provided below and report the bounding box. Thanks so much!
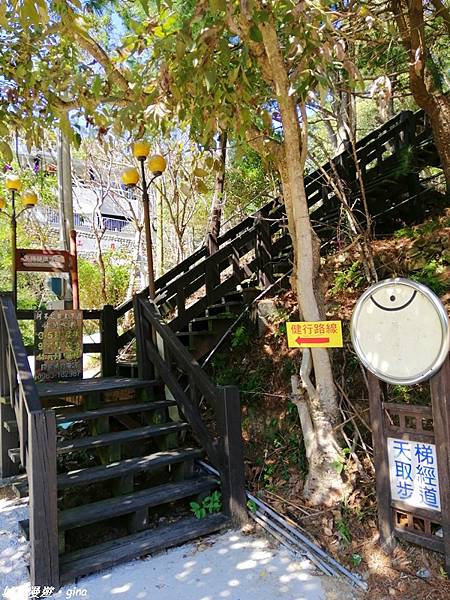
[0,292,59,588]
[0,294,41,414]
[11,108,433,372]
[139,299,218,406]
[134,296,247,525]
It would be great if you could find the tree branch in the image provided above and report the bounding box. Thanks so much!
[430,0,450,36]
[63,6,130,94]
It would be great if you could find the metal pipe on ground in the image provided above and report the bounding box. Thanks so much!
[198,460,368,592]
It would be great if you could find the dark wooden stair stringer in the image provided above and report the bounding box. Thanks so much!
[111,110,440,370]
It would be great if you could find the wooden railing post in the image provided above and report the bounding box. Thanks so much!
[0,304,20,478]
[100,304,118,377]
[28,409,59,589]
[133,296,154,380]
[255,213,273,287]
[205,258,220,304]
[216,386,248,527]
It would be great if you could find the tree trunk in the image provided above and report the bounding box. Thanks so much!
[96,239,107,305]
[206,131,227,254]
[391,0,450,191]
[259,19,344,505]
[427,95,450,190]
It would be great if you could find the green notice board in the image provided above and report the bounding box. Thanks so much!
[34,310,83,382]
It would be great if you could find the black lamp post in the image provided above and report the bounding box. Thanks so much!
[121,144,166,300]
[1,175,38,308]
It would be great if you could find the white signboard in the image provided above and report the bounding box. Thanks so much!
[351,278,449,385]
[387,437,441,512]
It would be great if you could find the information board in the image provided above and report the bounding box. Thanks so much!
[34,310,83,382]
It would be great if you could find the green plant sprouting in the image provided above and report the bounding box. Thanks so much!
[190,490,222,519]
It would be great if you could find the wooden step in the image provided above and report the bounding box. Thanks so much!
[190,314,236,324]
[57,421,190,454]
[19,475,219,536]
[12,447,204,497]
[189,314,236,332]
[55,399,176,425]
[206,301,242,317]
[59,513,230,583]
[176,330,211,338]
[7,425,191,463]
[37,377,156,400]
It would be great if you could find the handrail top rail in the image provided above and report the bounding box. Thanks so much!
[139,298,218,406]
[0,293,42,414]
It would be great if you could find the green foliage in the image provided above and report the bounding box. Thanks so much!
[224,147,277,220]
[190,490,222,519]
[231,324,248,349]
[331,261,365,295]
[391,383,430,406]
[335,518,352,546]
[78,251,130,309]
[331,448,351,475]
[410,259,448,296]
[350,553,362,567]
[281,357,297,379]
[335,498,352,547]
[391,145,413,178]
[246,499,257,513]
[394,218,446,240]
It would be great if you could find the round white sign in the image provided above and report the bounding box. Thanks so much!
[351,278,449,385]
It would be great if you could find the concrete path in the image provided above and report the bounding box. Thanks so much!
[0,495,356,600]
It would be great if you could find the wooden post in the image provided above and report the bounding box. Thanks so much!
[205,258,220,305]
[430,356,450,575]
[206,233,219,256]
[28,410,59,589]
[100,305,118,377]
[399,110,421,198]
[133,296,154,380]
[0,307,19,478]
[255,213,273,287]
[367,372,395,550]
[0,300,8,401]
[216,386,248,527]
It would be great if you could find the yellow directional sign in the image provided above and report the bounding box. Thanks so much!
[286,321,343,348]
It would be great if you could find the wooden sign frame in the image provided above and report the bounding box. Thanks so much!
[15,248,71,273]
[14,230,79,309]
[368,355,450,573]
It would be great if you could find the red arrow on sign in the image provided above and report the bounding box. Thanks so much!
[295,337,330,344]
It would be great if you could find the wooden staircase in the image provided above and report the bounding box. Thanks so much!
[14,373,226,583]
[0,108,444,589]
[110,108,442,369]
[0,295,247,589]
